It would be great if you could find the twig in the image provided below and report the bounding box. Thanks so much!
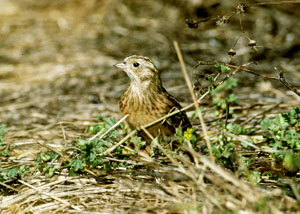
[0,181,19,192]
[18,179,81,211]
[89,114,128,141]
[229,64,300,97]
[99,130,137,156]
[225,64,279,81]
[240,102,282,125]
[199,156,257,203]
[276,67,300,98]
[186,1,300,27]
[250,1,300,6]
[141,126,155,141]
[224,100,229,128]
[105,157,140,165]
[224,132,282,154]
[197,60,300,98]
[197,60,278,80]
[289,182,300,201]
[36,141,64,159]
[174,41,214,162]
[140,90,210,131]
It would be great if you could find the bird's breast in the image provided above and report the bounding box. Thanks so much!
[119,89,171,129]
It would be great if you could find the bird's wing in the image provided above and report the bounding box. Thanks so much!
[161,87,192,131]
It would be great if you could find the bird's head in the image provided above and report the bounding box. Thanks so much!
[114,55,160,86]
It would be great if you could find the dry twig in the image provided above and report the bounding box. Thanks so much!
[174,41,214,162]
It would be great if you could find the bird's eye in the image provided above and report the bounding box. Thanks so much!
[133,62,140,67]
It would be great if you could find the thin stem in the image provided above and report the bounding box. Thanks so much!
[250,1,300,6]
[89,114,129,141]
[174,41,214,163]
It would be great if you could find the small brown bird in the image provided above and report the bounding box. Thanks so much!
[115,55,191,140]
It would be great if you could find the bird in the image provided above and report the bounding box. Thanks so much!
[114,55,191,140]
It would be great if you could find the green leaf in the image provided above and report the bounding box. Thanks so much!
[130,136,142,146]
[212,77,237,95]
[89,125,101,134]
[222,143,235,158]
[71,158,83,171]
[0,124,7,136]
[78,139,89,147]
[260,118,271,130]
[97,115,104,122]
[285,129,300,148]
[0,124,7,146]
[6,168,18,179]
[106,117,116,128]
[227,93,237,103]
[109,130,118,138]
[249,171,262,184]
[273,114,289,129]
[68,168,79,176]
[19,165,29,175]
[226,123,247,135]
[214,61,230,72]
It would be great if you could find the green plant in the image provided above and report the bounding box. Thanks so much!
[0,165,30,182]
[282,106,300,127]
[0,126,30,182]
[74,138,112,169]
[211,75,238,117]
[175,127,197,145]
[130,136,144,150]
[261,106,300,172]
[249,171,262,184]
[0,124,7,146]
[226,123,248,135]
[0,125,9,157]
[212,133,237,171]
[214,61,230,73]
[35,151,60,177]
[261,107,300,151]
[89,116,119,138]
[206,67,240,170]
[70,115,131,173]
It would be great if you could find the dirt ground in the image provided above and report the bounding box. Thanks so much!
[1,0,300,213]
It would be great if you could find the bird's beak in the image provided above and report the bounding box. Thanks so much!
[114,62,126,70]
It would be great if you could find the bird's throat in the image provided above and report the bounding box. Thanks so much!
[127,80,161,102]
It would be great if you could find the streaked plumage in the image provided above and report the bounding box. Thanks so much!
[115,55,191,139]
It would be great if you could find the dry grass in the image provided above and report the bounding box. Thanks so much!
[1,0,300,213]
